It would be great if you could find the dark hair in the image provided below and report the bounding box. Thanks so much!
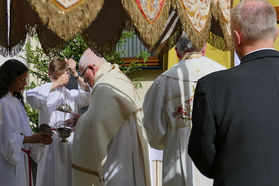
[176,32,197,56]
[0,59,28,104]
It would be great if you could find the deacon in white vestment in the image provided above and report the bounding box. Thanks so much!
[71,49,151,186]
[143,34,226,186]
[26,58,91,186]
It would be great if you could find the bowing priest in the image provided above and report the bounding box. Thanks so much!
[70,49,151,186]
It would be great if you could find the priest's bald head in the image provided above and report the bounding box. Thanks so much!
[79,49,106,87]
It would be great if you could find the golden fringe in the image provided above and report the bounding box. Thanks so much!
[27,0,104,41]
[173,0,212,50]
[122,0,172,47]
[208,31,227,51]
[211,0,233,51]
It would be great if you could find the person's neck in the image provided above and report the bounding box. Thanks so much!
[180,51,202,61]
[241,38,275,58]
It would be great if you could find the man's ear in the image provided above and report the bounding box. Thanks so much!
[233,30,242,46]
[88,65,94,71]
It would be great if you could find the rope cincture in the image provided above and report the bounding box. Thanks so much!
[21,148,32,186]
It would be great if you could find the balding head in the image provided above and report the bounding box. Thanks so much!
[231,0,277,43]
[79,49,106,71]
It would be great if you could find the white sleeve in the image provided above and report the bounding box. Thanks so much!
[26,83,52,109]
[30,143,45,163]
[74,84,91,109]
[143,77,168,150]
[0,102,24,166]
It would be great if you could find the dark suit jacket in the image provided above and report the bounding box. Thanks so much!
[188,49,279,186]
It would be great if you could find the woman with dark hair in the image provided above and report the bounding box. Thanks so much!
[0,59,53,186]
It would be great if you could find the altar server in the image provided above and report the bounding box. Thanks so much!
[0,59,52,186]
[26,57,90,186]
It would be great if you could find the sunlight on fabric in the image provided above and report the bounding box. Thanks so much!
[177,67,185,106]
[103,161,123,185]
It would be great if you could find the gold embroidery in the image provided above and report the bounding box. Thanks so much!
[72,163,99,177]
[27,0,104,40]
[181,52,203,61]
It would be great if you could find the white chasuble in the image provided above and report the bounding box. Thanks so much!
[143,56,226,186]
[72,62,151,186]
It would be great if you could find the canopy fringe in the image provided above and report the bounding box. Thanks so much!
[27,0,105,41]
[122,0,171,48]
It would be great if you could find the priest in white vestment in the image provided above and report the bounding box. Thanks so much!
[26,58,91,186]
[143,33,226,186]
[71,49,151,186]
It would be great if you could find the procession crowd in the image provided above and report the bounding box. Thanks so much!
[0,0,279,186]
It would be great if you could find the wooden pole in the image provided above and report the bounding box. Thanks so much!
[275,7,279,23]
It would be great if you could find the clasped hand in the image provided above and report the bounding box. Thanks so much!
[64,113,82,128]
[23,133,53,145]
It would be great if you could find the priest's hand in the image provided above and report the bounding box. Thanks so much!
[23,133,53,145]
[65,113,82,128]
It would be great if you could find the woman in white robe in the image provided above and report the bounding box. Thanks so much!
[0,59,52,186]
[26,57,91,186]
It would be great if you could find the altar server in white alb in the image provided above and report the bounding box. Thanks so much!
[0,59,53,186]
[26,57,91,186]
[143,33,226,186]
[70,49,151,186]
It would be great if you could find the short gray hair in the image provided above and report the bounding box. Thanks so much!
[175,32,197,56]
[231,0,277,42]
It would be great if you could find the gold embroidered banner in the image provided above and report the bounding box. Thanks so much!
[122,0,172,47]
[210,0,232,50]
[0,0,233,57]
[174,0,232,51]
[173,0,212,50]
[27,0,104,41]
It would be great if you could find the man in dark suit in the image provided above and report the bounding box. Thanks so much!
[188,0,279,186]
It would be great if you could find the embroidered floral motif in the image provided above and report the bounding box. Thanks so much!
[172,96,194,121]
